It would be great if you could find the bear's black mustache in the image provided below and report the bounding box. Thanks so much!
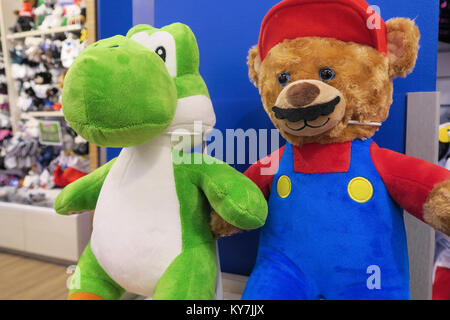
[272,96,341,122]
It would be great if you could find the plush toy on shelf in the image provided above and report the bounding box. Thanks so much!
[51,69,67,111]
[63,0,86,25]
[11,0,36,33]
[37,2,64,30]
[61,33,85,68]
[34,0,56,29]
[212,0,450,300]
[42,38,63,68]
[54,23,268,300]
[17,82,33,112]
[30,71,58,110]
[52,149,89,187]
[10,44,28,80]
[63,126,88,155]
[18,76,53,112]
[24,37,44,67]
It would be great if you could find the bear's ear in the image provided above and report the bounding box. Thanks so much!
[386,18,420,78]
[248,45,262,87]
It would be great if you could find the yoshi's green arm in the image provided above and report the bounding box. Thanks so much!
[54,158,117,215]
[175,153,268,230]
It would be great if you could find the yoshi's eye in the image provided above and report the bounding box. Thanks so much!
[155,46,166,62]
[129,31,177,77]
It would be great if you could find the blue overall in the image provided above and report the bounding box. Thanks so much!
[242,139,411,300]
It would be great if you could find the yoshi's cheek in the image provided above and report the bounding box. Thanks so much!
[168,94,216,152]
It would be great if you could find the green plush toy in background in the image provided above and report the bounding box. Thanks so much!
[54,23,268,300]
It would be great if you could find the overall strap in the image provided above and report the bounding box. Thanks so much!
[277,142,294,174]
[348,139,373,169]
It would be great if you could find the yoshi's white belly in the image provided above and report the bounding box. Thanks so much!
[91,135,182,297]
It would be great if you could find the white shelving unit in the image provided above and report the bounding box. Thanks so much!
[0,0,96,262]
[0,202,92,262]
[21,110,65,119]
[6,24,82,40]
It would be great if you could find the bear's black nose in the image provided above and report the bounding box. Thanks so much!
[272,96,341,122]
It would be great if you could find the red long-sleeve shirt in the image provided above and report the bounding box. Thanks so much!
[245,141,450,222]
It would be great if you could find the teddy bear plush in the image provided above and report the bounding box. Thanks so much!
[54,23,267,300]
[212,0,450,300]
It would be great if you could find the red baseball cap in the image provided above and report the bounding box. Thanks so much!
[258,0,387,61]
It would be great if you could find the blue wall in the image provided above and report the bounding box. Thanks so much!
[154,0,440,275]
[97,0,134,160]
[368,0,440,152]
[97,0,133,39]
[100,1,440,275]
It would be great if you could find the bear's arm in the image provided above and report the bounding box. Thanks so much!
[244,145,286,199]
[370,142,450,222]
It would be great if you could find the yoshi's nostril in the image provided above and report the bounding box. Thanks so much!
[286,82,321,108]
[109,45,120,48]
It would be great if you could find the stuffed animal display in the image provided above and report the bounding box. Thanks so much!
[55,23,268,300]
[0,115,88,207]
[12,32,86,113]
[212,0,450,300]
[11,0,86,33]
[0,2,88,209]
[0,116,90,208]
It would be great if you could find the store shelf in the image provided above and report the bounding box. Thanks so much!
[0,201,92,262]
[6,24,82,40]
[0,0,98,265]
[21,111,65,119]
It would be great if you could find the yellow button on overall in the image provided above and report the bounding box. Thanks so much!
[277,175,292,199]
[348,177,373,203]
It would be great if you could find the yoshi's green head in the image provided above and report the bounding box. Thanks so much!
[62,23,216,148]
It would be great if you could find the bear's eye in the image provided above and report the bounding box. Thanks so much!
[155,46,167,62]
[277,72,291,87]
[319,67,335,82]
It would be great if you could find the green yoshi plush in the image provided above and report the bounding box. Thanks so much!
[54,23,268,300]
